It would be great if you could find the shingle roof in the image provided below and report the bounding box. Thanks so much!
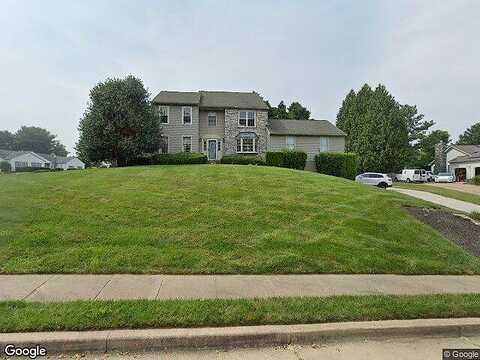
[267,119,346,137]
[152,91,201,105]
[0,149,29,160]
[451,144,480,155]
[37,153,76,165]
[152,90,269,110]
[199,91,269,110]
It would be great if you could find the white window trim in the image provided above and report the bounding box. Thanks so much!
[286,136,296,150]
[160,135,169,154]
[207,112,217,127]
[238,110,256,127]
[159,105,169,124]
[182,135,192,152]
[182,106,193,125]
[237,138,257,153]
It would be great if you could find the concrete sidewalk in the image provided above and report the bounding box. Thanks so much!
[2,274,480,302]
[390,187,480,213]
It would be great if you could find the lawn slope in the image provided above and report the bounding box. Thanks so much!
[0,165,478,274]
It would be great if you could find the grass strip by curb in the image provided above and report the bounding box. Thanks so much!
[395,183,480,206]
[2,294,480,333]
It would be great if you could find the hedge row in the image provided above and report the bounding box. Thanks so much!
[220,155,265,165]
[14,167,50,173]
[314,152,358,180]
[132,152,208,166]
[266,150,307,170]
[0,161,11,173]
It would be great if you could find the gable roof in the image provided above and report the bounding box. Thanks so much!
[199,91,269,110]
[37,153,79,165]
[449,144,480,155]
[0,149,28,160]
[152,90,269,110]
[267,119,346,137]
[153,91,201,105]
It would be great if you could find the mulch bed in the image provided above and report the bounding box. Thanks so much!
[406,207,480,256]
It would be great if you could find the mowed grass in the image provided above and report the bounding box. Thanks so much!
[2,294,480,332]
[0,165,479,274]
[395,182,480,205]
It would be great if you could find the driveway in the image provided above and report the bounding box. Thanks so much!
[427,182,480,195]
[391,188,480,213]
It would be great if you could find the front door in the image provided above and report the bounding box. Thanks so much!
[207,140,217,160]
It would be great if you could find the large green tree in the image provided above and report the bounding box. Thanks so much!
[287,102,310,120]
[76,75,161,167]
[336,84,434,173]
[0,130,15,150]
[411,130,451,168]
[10,126,68,156]
[458,122,480,145]
[269,100,309,119]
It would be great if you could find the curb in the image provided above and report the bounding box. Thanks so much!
[2,318,480,354]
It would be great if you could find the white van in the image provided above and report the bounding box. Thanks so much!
[399,169,428,183]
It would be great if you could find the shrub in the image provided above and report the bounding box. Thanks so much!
[315,152,358,180]
[281,150,307,170]
[266,150,307,170]
[471,212,480,221]
[14,167,50,173]
[0,161,11,173]
[133,152,208,166]
[266,152,284,167]
[470,176,480,186]
[220,155,265,165]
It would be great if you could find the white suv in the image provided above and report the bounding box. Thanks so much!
[355,173,393,188]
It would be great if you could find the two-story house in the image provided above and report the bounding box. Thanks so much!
[153,90,346,170]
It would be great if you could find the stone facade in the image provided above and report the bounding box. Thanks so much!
[434,141,446,174]
[224,109,268,156]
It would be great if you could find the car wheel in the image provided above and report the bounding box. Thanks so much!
[377,182,387,189]
[406,178,411,183]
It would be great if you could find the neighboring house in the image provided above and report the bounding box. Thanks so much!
[0,149,85,172]
[433,143,480,181]
[153,90,345,169]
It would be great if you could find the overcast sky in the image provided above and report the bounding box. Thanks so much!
[1,0,479,153]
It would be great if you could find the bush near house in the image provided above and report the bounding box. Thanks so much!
[133,152,208,166]
[15,167,50,173]
[315,152,358,180]
[220,155,265,165]
[0,161,11,173]
[266,150,307,170]
[469,176,480,186]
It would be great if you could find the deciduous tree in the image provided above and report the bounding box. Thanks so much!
[76,75,161,167]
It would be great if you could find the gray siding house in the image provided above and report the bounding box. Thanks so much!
[153,90,345,169]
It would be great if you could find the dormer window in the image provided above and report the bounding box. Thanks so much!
[158,106,169,124]
[239,111,255,127]
[183,107,192,125]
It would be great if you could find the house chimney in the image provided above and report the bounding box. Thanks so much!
[434,141,446,174]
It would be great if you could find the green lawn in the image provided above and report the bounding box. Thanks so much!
[2,294,480,332]
[1,165,479,274]
[395,182,480,205]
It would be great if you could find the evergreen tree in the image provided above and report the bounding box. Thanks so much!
[336,84,433,173]
[458,122,480,145]
[76,75,160,167]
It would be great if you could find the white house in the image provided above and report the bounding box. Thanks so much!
[433,144,480,181]
[0,149,85,172]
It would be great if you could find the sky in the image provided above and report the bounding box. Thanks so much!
[1,0,479,153]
